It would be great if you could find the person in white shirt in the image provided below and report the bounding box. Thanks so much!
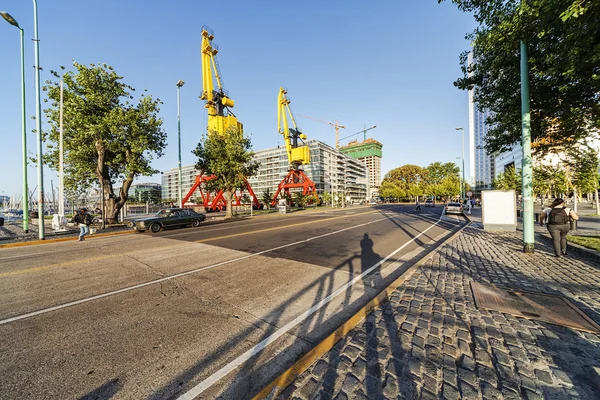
[539,198,579,257]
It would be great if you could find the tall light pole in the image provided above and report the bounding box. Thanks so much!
[520,36,534,253]
[33,0,45,239]
[1,11,29,233]
[456,127,465,199]
[176,80,185,208]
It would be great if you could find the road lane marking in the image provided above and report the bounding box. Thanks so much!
[0,211,450,326]
[158,208,379,239]
[253,214,469,399]
[0,211,381,277]
[193,211,379,243]
[176,212,446,400]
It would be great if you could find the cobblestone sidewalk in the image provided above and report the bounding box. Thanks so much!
[279,224,600,399]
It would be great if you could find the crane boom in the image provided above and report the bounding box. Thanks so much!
[297,114,346,149]
[200,26,242,135]
[339,125,377,143]
[278,87,310,169]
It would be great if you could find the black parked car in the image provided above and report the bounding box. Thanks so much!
[129,208,206,233]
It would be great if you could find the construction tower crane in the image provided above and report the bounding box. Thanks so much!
[339,125,377,144]
[182,26,259,211]
[271,88,318,206]
[298,114,346,149]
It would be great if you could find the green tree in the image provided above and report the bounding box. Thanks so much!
[422,162,460,198]
[261,188,273,209]
[294,192,308,208]
[493,167,522,194]
[42,62,166,223]
[443,0,600,155]
[321,191,332,205]
[193,128,259,219]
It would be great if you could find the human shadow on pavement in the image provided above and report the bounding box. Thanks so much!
[78,377,122,400]
[413,228,600,399]
[147,234,390,399]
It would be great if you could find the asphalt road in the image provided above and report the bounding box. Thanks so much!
[0,204,466,400]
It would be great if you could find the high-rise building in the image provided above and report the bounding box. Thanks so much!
[468,52,495,189]
[249,139,369,203]
[494,145,523,178]
[339,138,383,198]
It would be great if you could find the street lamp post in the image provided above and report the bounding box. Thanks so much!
[33,0,45,239]
[456,127,465,199]
[1,11,29,233]
[176,80,185,208]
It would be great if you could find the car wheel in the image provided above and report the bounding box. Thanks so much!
[150,223,162,233]
[191,219,201,227]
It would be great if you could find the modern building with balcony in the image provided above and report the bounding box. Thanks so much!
[161,165,201,202]
[248,139,369,204]
[339,138,383,198]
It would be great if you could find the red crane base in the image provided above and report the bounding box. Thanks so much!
[182,174,261,212]
[271,169,318,207]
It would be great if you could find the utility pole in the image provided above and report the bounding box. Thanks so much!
[456,128,465,199]
[521,38,534,253]
[33,0,45,239]
[0,11,29,233]
[176,80,185,207]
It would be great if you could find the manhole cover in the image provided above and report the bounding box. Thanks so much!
[470,282,600,333]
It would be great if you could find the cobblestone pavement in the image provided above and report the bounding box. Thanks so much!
[280,224,600,399]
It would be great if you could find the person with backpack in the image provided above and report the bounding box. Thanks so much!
[539,198,579,257]
[73,208,92,241]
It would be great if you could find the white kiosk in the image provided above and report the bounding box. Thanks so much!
[481,190,517,231]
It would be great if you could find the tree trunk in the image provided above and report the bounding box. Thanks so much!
[225,190,233,219]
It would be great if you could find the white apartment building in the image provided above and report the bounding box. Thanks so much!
[161,164,201,201]
[161,140,369,204]
[248,139,369,203]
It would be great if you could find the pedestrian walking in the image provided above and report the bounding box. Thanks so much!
[415,199,421,212]
[73,208,92,241]
[539,198,579,257]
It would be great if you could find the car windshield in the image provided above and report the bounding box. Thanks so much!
[155,210,171,217]
[448,203,461,207]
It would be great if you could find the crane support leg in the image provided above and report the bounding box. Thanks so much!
[271,170,318,207]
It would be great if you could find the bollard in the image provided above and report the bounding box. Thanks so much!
[570,219,577,231]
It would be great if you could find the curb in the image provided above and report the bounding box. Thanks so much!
[252,219,471,399]
[0,229,136,249]
[538,233,600,264]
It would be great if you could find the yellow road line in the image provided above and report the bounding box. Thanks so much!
[252,221,470,399]
[0,210,381,278]
[194,210,379,243]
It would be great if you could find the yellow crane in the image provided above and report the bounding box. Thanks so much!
[199,26,242,135]
[298,114,346,149]
[272,88,317,206]
[182,26,259,211]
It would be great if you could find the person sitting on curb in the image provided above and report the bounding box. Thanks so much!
[73,208,92,241]
[539,198,579,257]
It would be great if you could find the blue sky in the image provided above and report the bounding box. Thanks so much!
[0,0,476,199]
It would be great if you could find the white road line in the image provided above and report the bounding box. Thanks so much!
[0,211,441,326]
[176,213,445,400]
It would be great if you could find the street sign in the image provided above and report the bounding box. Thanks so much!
[467,191,473,197]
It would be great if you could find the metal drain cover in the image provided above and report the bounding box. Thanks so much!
[470,282,600,333]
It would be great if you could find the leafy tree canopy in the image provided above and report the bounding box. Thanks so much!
[193,128,259,219]
[442,0,600,155]
[42,61,166,222]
